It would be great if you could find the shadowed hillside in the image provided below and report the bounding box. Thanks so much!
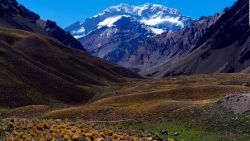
[0,0,140,108]
[0,28,140,108]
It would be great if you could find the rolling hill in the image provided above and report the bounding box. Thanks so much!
[0,28,140,108]
[3,73,250,140]
[0,0,140,108]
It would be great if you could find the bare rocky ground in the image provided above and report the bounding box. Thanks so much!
[221,93,250,114]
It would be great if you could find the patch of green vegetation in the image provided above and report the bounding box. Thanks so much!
[0,108,7,113]
[178,106,250,137]
[116,121,250,141]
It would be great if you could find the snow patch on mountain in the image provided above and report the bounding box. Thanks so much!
[141,17,184,27]
[105,3,180,18]
[70,26,86,39]
[99,28,118,38]
[98,15,129,28]
[74,35,85,39]
[147,27,165,34]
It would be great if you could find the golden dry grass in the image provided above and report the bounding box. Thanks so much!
[2,74,250,141]
[0,118,167,141]
[44,73,250,121]
[0,105,50,118]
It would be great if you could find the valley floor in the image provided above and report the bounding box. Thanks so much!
[1,73,250,141]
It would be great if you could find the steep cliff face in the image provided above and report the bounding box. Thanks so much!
[0,0,84,50]
[150,0,249,77]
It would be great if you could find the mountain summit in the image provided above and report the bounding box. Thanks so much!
[65,3,193,38]
[65,3,193,65]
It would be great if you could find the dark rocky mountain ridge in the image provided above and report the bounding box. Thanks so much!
[124,13,222,74]
[145,0,249,77]
[0,0,84,50]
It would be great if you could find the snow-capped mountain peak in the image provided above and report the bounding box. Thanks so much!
[65,3,194,39]
[105,3,180,17]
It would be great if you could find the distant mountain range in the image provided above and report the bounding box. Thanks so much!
[65,3,194,65]
[66,0,249,76]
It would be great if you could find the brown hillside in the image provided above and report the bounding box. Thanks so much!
[0,28,140,108]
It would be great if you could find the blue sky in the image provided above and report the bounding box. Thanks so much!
[17,0,236,28]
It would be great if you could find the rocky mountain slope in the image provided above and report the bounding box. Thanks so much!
[151,0,249,77]
[124,14,221,73]
[0,0,140,108]
[65,3,193,65]
[0,0,84,50]
[78,16,155,64]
